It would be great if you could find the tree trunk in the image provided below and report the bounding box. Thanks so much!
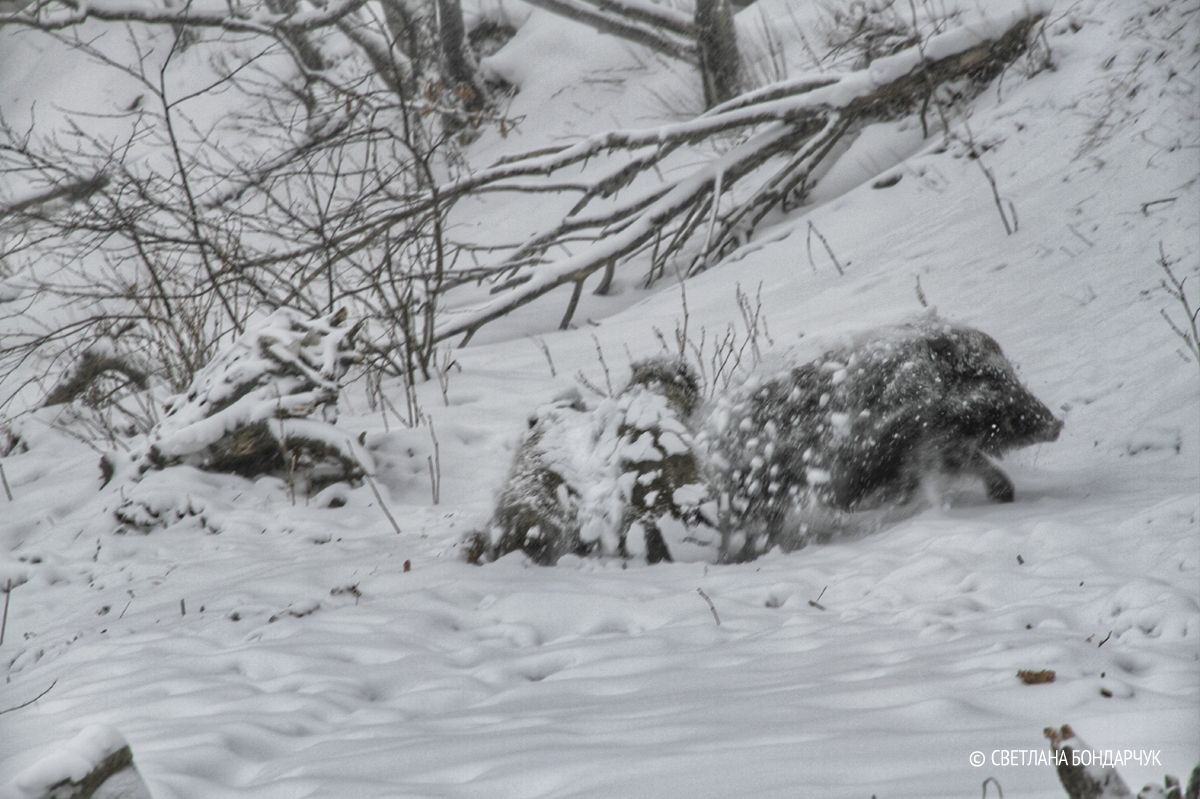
[264,0,328,124]
[435,0,484,116]
[695,0,741,108]
[379,0,486,128]
[379,0,438,94]
[266,0,328,73]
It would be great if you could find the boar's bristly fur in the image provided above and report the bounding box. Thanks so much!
[707,320,1062,558]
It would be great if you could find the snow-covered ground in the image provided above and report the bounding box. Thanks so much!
[1,0,1198,795]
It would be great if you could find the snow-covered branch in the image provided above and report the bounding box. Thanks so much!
[587,0,694,39]
[1,0,369,33]
[519,0,698,64]
[431,6,1047,343]
[442,123,798,342]
[0,173,109,223]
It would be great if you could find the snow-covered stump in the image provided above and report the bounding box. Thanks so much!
[1044,725,1200,799]
[103,309,369,494]
[469,359,717,565]
[1045,725,1134,799]
[1,725,152,799]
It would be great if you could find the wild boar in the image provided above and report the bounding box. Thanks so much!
[706,319,1062,558]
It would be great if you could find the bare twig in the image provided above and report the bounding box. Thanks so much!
[0,679,58,715]
[1141,197,1177,215]
[582,334,615,396]
[119,592,135,619]
[346,443,404,535]
[914,275,929,307]
[956,122,1016,235]
[435,349,456,406]
[530,337,558,377]
[1157,243,1200,369]
[426,415,441,505]
[364,471,404,534]
[805,221,846,275]
[1,579,11,645]
[696,587,721,625]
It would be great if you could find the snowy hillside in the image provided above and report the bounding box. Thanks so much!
[1,0,1197,796]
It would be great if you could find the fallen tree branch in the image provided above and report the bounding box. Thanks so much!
[442,122,801,343]
[42,348,150,407]
[431,6,1046,343]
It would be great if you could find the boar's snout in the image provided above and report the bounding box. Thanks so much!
[1037,412,1064,443]
[1020,396,1063,445]
[976,386,1063,451]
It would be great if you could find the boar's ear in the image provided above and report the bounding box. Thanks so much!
[924,330,963,373]
[928,327,1011,380]
[976,330,1004,354]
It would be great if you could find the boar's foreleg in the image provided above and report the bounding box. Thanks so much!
[952,446,1015,503]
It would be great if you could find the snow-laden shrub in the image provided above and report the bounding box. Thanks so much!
[104,308,371,494]
[611,358,716,563]
[468,358,717,565]
[472,388,588,565]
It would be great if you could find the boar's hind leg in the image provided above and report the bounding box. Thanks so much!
[964,448,1015,502]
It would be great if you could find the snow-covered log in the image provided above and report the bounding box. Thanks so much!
[0,725,152,799]
[106,308,369,491]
